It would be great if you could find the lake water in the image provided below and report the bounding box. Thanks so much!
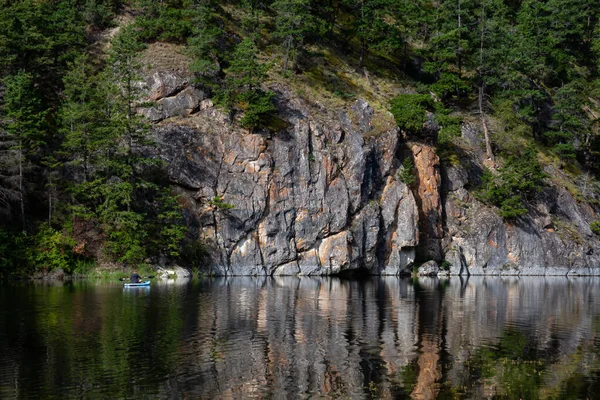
[1,276,600,399]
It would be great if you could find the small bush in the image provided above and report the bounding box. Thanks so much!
[238,90,277,130]
[209,195,235,210]
[590,221,600,236]
[440,260,452,271]
[390,94,435,134]
[32,227,77,272]
[398,157,416,186]
[429,72,470,99]
[476,146,546,219]
[434,105,462,145]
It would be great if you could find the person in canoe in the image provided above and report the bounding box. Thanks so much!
[130,270,142,284]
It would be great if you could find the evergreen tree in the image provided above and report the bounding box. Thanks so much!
[476,146,546,219]
[0,130,20,221]
[2,71,46,230]
[135,0,194,43]
[0,0,86,101]
[220,38,276,130]
[62,27,186,264]
[272,0,313,70]
[545,82,587,161]
[342,0,404,70]
[60,56,107,183]
[188,0,224,79]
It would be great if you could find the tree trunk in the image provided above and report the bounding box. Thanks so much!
[359,37,365,70]
[48,189,52,227]
[18,141,25,231]
[283,36,291,71]
[457,0,462,77]
[358,0,365,70]
[478,1,494,168]
[328,0,340,35]
[479,83,495,167]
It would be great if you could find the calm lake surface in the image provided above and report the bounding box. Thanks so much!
[1,277,600,399]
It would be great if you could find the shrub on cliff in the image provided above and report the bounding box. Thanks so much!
[215,38,277,130]
[390,94,435,134]
[590,221,600,236]
[398,157,416,186]
[476,146,546,219]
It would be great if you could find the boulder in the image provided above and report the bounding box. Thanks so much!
[418,260,439,276]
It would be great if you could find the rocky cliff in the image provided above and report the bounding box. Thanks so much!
[442,126,600,276]
[142,69,600,276]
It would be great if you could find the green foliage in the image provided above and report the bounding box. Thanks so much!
[215,38,277,130]
[398,157,416,186]
[390,94,434,134]
[59,55,108,182]
[81,0,115,28]
[209,196,235,210]
[153,192,186,258]
[32,227,77,273]
[272,0,314,70]
[476,146,546,219]
[57,27,187,267]
[227,38,269,92]
[3,71,47,159]
[545,81,588,161]
[342,0,405,68]
[429,71,470,100]
[238,90,277,129]
[434,105,462,145]
[179,240,209,271]
[0,0,86,83]
[439,260,451,271]
[590,221,600,236]
[188,1,223,78]
[135,0,194,43]
[0,229,34,278]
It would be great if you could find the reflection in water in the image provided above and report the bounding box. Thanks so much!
[1,277,600,399]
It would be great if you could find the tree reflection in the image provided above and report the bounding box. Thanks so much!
[2,277,600,399]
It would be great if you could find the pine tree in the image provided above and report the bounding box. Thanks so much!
[60,56,107,183]
[221,37,276,130]
[2,71,46,231]
[545,82,586,161]
[227,38,268,92]
[342,0,403,70]
[272,0,313,70]
[0,130,21,221]
[188,0,224,79]
[61,27,187,264]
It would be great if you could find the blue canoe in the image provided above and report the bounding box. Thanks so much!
[124,280,151,287]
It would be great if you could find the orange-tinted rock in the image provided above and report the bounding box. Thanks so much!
[411,143,443,260]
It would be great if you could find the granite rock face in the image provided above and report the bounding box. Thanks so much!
[138,71,206,122]
[441,126,600,276]
[142,69,600,276]
[153,95,420,276]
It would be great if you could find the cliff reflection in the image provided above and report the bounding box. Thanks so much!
[2,277,600,399]
[180,276,600,399]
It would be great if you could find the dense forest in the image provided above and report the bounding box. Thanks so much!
[1,0,600,278]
